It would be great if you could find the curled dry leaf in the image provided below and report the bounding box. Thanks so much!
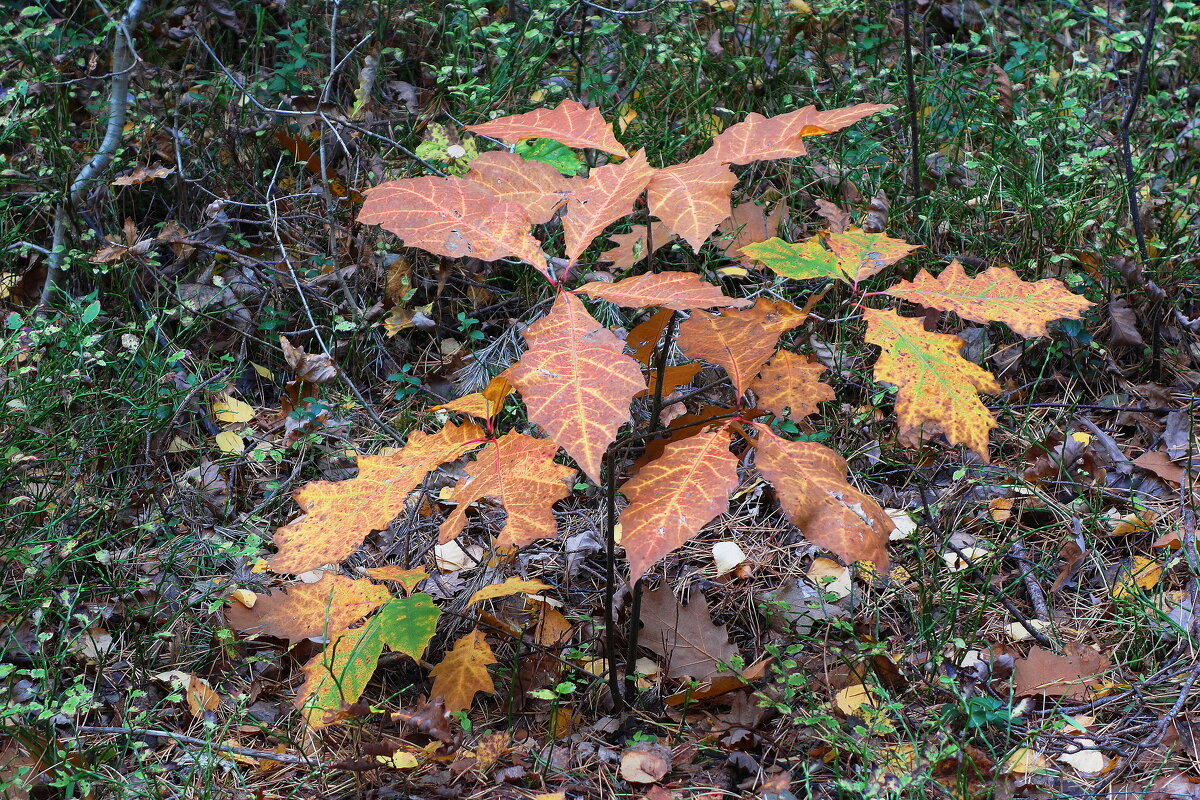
[280,336,337,384]
[619,742,672,784]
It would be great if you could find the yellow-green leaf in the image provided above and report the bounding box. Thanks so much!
[740,237,847,282]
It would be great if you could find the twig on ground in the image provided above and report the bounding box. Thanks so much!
[40,0,148,310]
[73,726,322,767]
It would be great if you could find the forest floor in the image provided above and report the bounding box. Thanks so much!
[2,0,1200,798]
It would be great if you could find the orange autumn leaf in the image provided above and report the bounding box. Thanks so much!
[696,104,890,165]
[225,574,391,643]
[576,271,752,311]
[646,158,738,251]
[464,99,630,158]
[639,363,702,398]
[626,307,674,366]
[749,351,834,421]
[597,222,675,269]
[882,260,1094,337]
[430,628,498,714]
[432,375,513,422]
[358,176,549,279]
[362,566,428,595]
[464,150,577,224]
[505,292,645,484]
[269,421,486,573]
[439,433,574,547]
[863,308,1000,460]
[620,428,739,584]
[561,150,657,264]
[677,298,807,395]
[752,423,892,571]
[825,227,919,282]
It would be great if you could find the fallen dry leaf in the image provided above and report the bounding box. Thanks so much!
[639,587,737,680]
[619,742,672,784]
[1013,644,1110,701]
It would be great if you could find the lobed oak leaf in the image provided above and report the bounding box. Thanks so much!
[598,222,674,269]
[297,594,440,728]
[646,159,738,251]
[429,628,498,714]
[881,260,1094,338]
[225,574,391,643]
[740,237,847,282]
[752,423,892,571]
[576,271,752,311]
[825,227,919,282]
[561,150,657,265]
[639,587,738,680]
[269,421,486,574]
[464,150,577,224]
[620,428,739,585]
[505,291,645,484]
[716,201,783,267]
[439,433,575,548]
[696,103,890,165]
[677,298,808,395]
[1013,644,1110,701]
[749,351,834,421]
[464,99,630,158]
[358,176,550,280]
[863,308,1000,461]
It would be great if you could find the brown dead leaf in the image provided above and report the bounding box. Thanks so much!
[639,588,737,680]
[1013,644,1110,701]
[619,742,672,784]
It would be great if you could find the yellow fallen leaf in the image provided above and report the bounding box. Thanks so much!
[227,588,257,608]
[250,362,274,380]
[250,558,269,573]
[717,266,749,278]
[1070,432,1092,446]
[1002,747,1048,774]
[1108,508,1158,537]
[1057,739,1108,775]
[834,684,877,715]
[376,750,419,769]
[1112,555,1162,600]
[1006,619,1050,642]
[212,394,255,423]
[989,497,1015,523]
[215,430,244,455]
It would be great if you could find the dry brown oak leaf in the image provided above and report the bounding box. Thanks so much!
[627,307,674,367]
[646,158,738,252]
[752,422,892,571]
[881,260,1095,338]
[576,271,752,311]
[225,574,390,643]
[269,421,485,574]
[439,432,575,548]
[639,587,738,680]
[717,201,783,267]
[464,150,578,225]
[504,291,645,485]
[357,175,549,280]
[863,308,1000,461]
[695,103,891,165]
[598,222,674,269]
[677,298,808,396]
[464,98,630,158]
[429,628,498,714]
[620,428,739,585]
[749,351,834,422]
[561,149,656,265]
[1013,644,1110,701]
